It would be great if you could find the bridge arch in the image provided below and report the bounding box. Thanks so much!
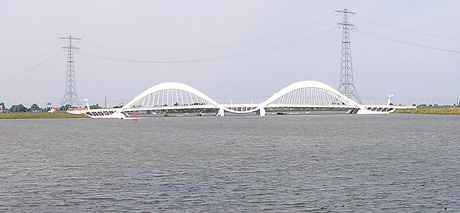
[261,80,360,108]
[122,82,221,111]
[219,80,362,116]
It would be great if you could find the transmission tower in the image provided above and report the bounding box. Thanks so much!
[61,36,81,108]
[336,9,361,104]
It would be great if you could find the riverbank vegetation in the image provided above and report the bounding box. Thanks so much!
[0,112,87,119]
[395,106,460,115]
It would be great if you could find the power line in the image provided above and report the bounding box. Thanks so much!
[0,58,62,91]
[0,51,62,90]
[0,43,61,81]
[356,29,460,54]
[81,16,337,53]
[81,29,339,64]
[355,16,460,42]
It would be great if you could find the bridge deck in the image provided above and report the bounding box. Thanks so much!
[122,104,415,112]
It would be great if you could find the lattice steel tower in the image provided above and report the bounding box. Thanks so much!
[336,9,361,104]
[61,36,81,108]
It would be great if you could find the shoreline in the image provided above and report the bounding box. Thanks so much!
[394,106,460,115]
[0,112,87,119]
[1,106,459,119]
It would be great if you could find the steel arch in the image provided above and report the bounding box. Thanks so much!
[122,82,221,110]
[261,80,360,107]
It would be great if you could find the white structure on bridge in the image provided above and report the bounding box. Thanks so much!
[70,81,415,118]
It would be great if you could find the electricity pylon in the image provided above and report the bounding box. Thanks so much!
[61,36,81,108]
[336,9,361,104]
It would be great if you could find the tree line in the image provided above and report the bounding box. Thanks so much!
[0,103,101,113]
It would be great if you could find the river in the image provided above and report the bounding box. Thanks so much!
[0,114,459,212]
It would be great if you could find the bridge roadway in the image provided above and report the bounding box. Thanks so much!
[123,104,398,112]
[122,104,355,112]
[123,104,410,112]
[78,103,415,118]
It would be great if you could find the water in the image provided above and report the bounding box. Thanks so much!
[0,114,459,212]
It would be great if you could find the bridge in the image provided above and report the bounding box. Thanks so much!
[71,80,415,118]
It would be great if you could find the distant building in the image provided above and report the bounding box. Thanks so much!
[46,102,52,112]
[48,108,59,112]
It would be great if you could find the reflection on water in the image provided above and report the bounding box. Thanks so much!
[0,114,459,212]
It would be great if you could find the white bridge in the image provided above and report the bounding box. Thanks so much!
[70,81,415,118]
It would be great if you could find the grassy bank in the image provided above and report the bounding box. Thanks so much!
[0,112,87,119]
[395,106,460,115]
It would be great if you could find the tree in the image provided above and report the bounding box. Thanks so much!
[90,104,100,109]
[60,104,72,111]
[10,104,27,112]
[30,104,41,110]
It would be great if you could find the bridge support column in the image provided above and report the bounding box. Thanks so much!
[216,108,225,116]
[258,107,266,116]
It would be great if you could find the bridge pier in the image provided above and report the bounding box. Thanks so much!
[216,108,225,116]
[258,107,266,116]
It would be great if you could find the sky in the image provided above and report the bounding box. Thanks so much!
[1,0,460,108]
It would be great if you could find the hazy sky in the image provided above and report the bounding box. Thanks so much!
[1,0,460,107]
